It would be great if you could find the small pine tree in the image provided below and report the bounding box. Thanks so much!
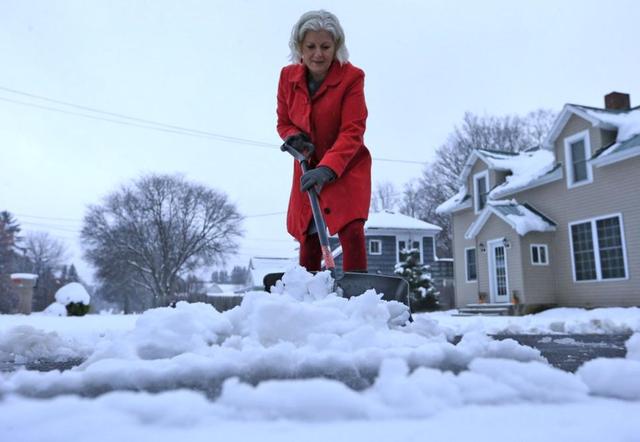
[394,248,439,312]
[67,264,80,282]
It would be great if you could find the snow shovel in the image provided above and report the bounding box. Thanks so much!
[263,141,411,310]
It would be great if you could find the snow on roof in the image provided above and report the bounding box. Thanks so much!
[365,210,441,231]
[580,106,640,143]
[465,200,556,239]
[10,273,38,281]
[438,148,557,214]
[488,149,556,198]
[436,186,469,215]
[546,104,640,159]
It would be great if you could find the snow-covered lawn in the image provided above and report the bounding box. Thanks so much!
[1,267,639,441]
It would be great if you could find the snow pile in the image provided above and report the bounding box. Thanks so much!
[428,307,640,335]
[216,358,588,420]
[55,282,91,305]
[43,302,68,317]
[132,301,233,359]
[0,267,549,399]
[0,325,84,363]
[1,391,638,442]
[577,333,640,401]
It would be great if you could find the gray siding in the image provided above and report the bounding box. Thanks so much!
[514,154,640,307]
[422,236,436,264]
[367,235,398,275]
[452,208,480,307]
[519,232,556,304]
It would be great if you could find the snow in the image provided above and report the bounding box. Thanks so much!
[366,210,442,231]
[437,149,557,215]
[1,267,639,440]
[488,149,556,198]
[583,107,640,143]
[10,273,38,281]
[54,282,91,305]
[436,186,468,214]
[501,206,554,236]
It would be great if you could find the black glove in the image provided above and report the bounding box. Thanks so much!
[300,166,336,192]
[283,133,314,157]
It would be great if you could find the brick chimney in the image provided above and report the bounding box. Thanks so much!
[604,92,630,110]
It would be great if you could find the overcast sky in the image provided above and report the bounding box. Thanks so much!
[1,0,639,282]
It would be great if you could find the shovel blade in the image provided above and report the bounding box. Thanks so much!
[338,272,410,306]
[263,272,410,309]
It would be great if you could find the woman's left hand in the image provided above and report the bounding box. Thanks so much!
[300,166,336,192]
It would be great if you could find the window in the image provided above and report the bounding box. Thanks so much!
[530,244,549,265]
[368,239,382,255]
[569,214,627,282]
[564,131,593,188]
[398,239,421,263]
[465,247,477,282]
[473,171,489,213]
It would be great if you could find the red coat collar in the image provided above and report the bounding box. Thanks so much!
[288,61,346,89]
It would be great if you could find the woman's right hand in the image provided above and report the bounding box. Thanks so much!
[283,133,314,157]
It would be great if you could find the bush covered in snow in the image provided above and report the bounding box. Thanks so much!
[53,282,91,316]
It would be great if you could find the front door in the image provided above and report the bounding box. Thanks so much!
[488,239,509,303]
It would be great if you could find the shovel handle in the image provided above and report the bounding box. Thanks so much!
[282,141,336,273]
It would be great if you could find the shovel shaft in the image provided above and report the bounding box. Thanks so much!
[300,159,336,273]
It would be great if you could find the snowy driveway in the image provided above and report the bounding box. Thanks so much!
[1,269,640,441]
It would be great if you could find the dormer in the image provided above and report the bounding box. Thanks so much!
[544,92,640,187]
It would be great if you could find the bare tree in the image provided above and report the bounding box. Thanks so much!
[399,180,421,218]
[23,232,69,274]
[82,174,244,307]
[401,109,557,257]
[20,231,70,310]
[371,181,400,212]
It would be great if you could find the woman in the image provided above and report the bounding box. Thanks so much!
[277,10,372,273]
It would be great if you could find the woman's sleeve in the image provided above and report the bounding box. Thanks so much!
[318,69,367,177]
[276,68,300,140]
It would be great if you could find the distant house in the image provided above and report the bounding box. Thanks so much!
[328,210,452,306]
[244,212,451,302]
[244,256,297,289]
[437,92,640,314]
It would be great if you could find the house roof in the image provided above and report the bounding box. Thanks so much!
[365,210,442,232]
[465,200,557,239]
[545,104,640,154]
[436,148,558,214]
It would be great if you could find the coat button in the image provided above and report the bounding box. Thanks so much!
[324,208,331,215]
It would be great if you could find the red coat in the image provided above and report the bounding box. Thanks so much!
[277,61,372,242]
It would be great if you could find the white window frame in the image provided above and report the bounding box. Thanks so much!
[368,239,382,255]
[564,130,593,189]
[396,236,423,263]
[464,247,477,282]
[568,213,629,283]
[473,170,490,214]
[530,244,549,266]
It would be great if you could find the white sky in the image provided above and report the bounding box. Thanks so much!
[1,0,639,282]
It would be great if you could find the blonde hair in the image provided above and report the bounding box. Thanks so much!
[288,10,349,64]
